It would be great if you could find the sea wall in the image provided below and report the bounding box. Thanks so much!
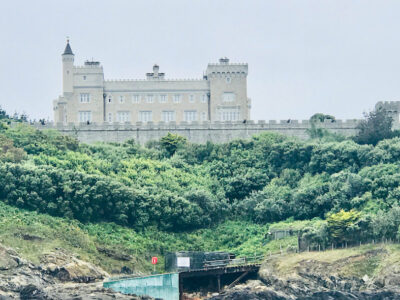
[32,119,363,144]
[104,273,179,299]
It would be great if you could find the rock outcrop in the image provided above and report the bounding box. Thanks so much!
[0,244,150,299]
[40,250,108,283]
[207,248,400,300]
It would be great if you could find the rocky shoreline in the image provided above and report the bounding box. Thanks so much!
[4,242,400,300]
[0,244,150,299]
[207,248,400,300]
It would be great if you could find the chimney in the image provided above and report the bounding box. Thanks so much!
[219,57,229,64]
[153,64,159,76]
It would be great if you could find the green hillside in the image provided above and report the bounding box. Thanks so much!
[1,108,400,273]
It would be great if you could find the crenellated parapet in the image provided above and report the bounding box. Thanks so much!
[32,118,363,129]
[104,78,205,82]
[29,118,363,145]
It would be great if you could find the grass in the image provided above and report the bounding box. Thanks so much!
[270,244,385,278]
[0,202,272,273]
[2,201,400,282]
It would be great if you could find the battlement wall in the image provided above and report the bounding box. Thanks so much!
[31,119,362,144]
[105,78,205,82]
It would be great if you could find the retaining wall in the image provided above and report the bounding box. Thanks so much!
[31,119,362,144]
[103,273,179,299]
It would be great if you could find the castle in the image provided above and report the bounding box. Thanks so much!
[53,41,251,124]
[46,41,400,145]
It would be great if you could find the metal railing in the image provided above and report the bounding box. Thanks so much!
[201,254,265,270]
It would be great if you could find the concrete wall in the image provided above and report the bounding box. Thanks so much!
[33,119,362,145]
[104,273,179,300]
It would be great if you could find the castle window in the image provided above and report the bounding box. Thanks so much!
[80,93,90,103]
[132,95,140,103]
[83,76,87,80]
[117,111,130,122]
[108,95,112,103]
[226,77,231,83]
[184,110,197,122]
[222,92,236,102]
[139,111,152,122]
[146,95,154,103]
[201,94,207,103]
[119,95,125,103]
[218,108,240,121]
[108,113,113,122]
[189,95,195,103]
[159,95,167,103]
[78,111,92,122]
[201,112,207,121]
[162,111,175,122]
[173,94,181,103]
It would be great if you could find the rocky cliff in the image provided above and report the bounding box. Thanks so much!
[0,244,151,299]
[208,245,400,299]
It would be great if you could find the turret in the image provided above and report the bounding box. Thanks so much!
[146,64,165,80]
[62,40,74,95]
[206,58,249,121]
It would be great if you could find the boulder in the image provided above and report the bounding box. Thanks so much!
[40,250,109,283]
[0,245,19,270]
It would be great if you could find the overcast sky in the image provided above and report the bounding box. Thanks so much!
[1,0,400,121]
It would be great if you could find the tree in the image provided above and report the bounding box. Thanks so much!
[326,209,361,244]
[310,113,336,123]
[160,133,187,157]
[0,134,26,162]
[0,106,9,120]
[354,109,394,145]
[371,209,399,240]
[307,114,343,140]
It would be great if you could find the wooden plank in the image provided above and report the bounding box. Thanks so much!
[226,271,249,290]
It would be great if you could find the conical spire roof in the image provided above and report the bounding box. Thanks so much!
[63,40,74,55]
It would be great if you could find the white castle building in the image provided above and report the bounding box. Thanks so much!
[53,41,251,124]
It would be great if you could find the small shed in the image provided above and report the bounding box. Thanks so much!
[165,251,234,272]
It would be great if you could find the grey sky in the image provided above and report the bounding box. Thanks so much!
[1,0,400,121]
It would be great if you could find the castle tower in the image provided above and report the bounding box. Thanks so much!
[206,58,249,122]
[375,101,400,124]
[62,40,74,95]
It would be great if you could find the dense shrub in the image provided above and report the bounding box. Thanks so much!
[4,121,400,232]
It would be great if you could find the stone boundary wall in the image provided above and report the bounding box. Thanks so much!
[31,119,362,144]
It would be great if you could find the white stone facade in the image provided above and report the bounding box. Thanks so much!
[53,41,251,124]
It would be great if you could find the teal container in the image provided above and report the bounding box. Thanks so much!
[103,273,179,300]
